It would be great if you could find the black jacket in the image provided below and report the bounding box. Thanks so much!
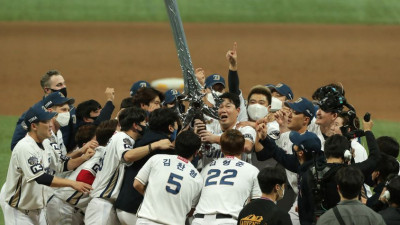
[255,136,325,225]
[380,207,400,225]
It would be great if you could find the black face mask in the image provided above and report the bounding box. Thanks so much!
[51,87,67,97]
[138,124,148,136]
[89,116,98,121]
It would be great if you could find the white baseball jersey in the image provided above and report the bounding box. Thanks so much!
[54,146,106,209]
[308,118,325,150]
[136,154,203,225]
[237,90,248,122]
[90,132,134,201]
[201,121,256,167]
[3,134,51,210]
[194,156,261,218]
[351,139,372,197]
[42,130,69,177]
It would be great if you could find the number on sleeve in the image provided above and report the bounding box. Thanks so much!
[166,173,183,195]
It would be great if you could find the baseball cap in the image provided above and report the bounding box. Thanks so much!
[269,83,294,100]
[285,97,316,118]
[22,104,57,129]
[130,80,151,96]
[163,89,181,105]
[289,131,321,154]
[205,74,225,89]
[43,92,75,109]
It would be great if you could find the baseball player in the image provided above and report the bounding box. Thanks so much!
[133,130,203,225]
[46,120,118,225]
[1,104,92,225]
[195,92,256,167]
[192,129,261,225]
[42,92,98,174]
[84,107,173,225]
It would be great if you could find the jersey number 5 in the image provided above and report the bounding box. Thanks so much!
[205,169,237,186]
[166,173,183,195]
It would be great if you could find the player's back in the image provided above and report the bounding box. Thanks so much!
[136,154,203,225]
[194,156,261,218]
[90,131,133,201]
[54,146,106,208]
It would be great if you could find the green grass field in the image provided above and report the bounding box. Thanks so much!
[0,0,400,24]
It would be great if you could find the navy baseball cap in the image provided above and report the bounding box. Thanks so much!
[130,80,151,96]
[43,92,75,109]
[23,104,57,129]
[269,83,294,100]
[205,74,225,89]
[163,89,181,105]
[289,131,321,154]
[285,97,316,118]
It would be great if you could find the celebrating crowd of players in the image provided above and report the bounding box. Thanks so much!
[1,43,400,225]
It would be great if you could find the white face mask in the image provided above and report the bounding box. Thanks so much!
[247,104,269,121]
[206,91,223,106]
[270,97,283,112]
[56,112,70,127]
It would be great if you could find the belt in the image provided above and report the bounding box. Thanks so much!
[194,213,232,219]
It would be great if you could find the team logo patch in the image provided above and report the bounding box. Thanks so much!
[123,138,133,149]
[295,98,303,103]
[213,75,220,80]
[30,163,44,174]
[28,156,39,166]
[239,214,263,225]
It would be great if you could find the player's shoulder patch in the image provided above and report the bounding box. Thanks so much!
[28,156,39,166]
[122,138,133,149]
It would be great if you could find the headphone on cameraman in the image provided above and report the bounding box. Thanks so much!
[382,174,398,201]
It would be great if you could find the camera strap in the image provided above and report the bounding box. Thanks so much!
[333,206,346,225]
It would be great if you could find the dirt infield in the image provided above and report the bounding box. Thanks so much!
[0,22,399,121]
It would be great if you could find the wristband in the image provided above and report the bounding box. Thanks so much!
[148,144,152,154]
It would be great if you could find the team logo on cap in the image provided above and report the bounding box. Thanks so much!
[44,101,53,108]
[213,75,220,80]
[276,83,283,87]
[171,89,178,95]
[295,98,303,103]
[28,116,38,123]
[139,82,147,88]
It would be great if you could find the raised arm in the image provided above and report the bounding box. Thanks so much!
[226,42,240,95]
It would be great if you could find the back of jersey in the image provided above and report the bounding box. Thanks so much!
[136,155,203,225]
[194,157,261,218]
[90,132,133,201]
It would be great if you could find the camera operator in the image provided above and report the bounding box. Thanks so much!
[255,124,324,225]
[367,154,399,211]
[308,116,381,224]
[379,175,400,225]
[308,86,346,146]
[316,166,386,225]
[330,110,372,198]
